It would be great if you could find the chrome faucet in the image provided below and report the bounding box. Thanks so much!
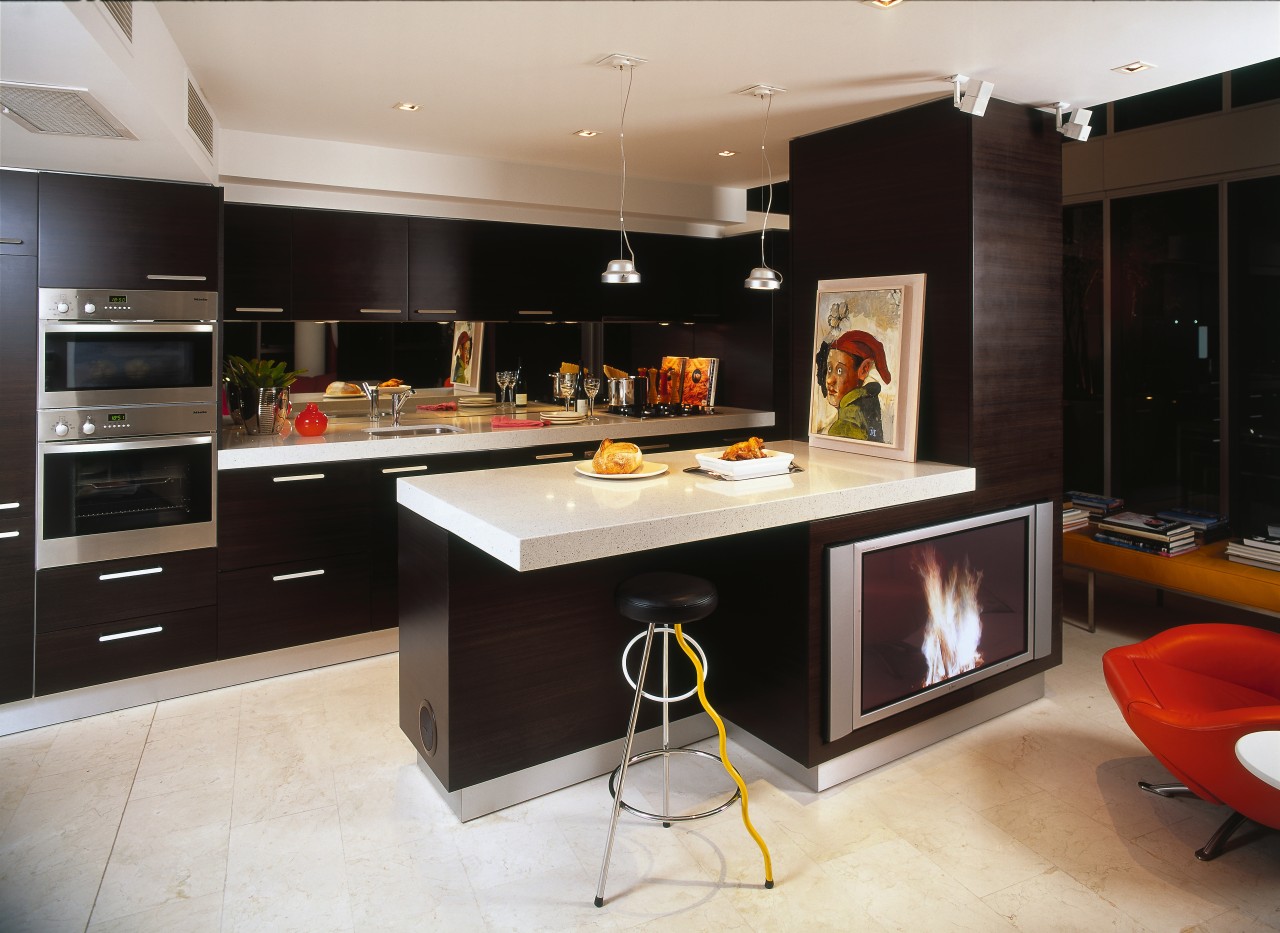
[359,382,380,423]
[390,388,416,426]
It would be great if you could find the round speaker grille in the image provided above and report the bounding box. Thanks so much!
[418,700,437,757]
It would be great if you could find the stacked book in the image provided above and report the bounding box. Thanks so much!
[1061,505,1091,533]
[1155,507,1230,545]
[1225,536,1280,572]
[1065,491,1124,520]
[1093,511,1198,557]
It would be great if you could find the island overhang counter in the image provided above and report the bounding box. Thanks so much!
[396,441,979,820]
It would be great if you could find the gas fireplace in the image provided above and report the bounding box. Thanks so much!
[826,503,1053,741]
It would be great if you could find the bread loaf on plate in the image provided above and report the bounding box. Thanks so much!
[592,438,643,474]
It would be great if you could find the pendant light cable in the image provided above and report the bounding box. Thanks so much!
[758,90,774,271]
[618,63,635,267]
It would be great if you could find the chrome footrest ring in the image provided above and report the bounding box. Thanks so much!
[607,747,742,823]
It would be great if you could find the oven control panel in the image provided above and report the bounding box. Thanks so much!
[38,405,216,442]
[39,288,218,322]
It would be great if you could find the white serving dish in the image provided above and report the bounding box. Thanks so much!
[694,449,794,479]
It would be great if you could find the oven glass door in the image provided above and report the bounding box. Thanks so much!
[38,434,216,568]
[40,323,216,407]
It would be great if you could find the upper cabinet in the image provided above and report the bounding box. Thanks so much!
[407,216,478,322]
[37,173,220,290]
[0,169,38,256]
[292,208,407,321]
[223,204,292,321]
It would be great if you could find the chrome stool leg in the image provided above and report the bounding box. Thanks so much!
[594,622,655,908]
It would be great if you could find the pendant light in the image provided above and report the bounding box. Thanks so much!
[601,56,642,284]
[744,86,784,291]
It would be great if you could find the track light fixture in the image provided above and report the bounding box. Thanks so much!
[1055,103,1093,141]
[949,74,994,117]
[741,85,785,291]
[598,54,645,285]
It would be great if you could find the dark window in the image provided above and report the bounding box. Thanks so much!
[1112,74,1223,132]
[1063,202,1105,494]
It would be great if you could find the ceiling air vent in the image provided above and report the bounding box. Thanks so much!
[0,82,136,139]
[186,78,214,158]
[102,1,134,42]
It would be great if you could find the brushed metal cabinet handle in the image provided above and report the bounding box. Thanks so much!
[0,530,19,539]
[381,465,430,474]
[534,451,574,460]
[637,443,671,452]
[272,474,325,483]
[146,274,208,281]
[359,309,403,315]
[0,501,18,510]
[99,626,163,642]
[99,566,163,581]
[235,307,285,314]
[0,237,23,245]
[517,310,553,316]
[413,309,456,315]
[273,569,325,582]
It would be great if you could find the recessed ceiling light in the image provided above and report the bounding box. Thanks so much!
[1113,61,1155,75]
[393,101,420,112]
[718,150,737,157]
[862,0,904,8]
[573,129,599,137]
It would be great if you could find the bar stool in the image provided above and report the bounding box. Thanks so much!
[594,572,773,907]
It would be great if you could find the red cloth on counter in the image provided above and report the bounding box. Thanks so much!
[417,402,457,411]
[491,416,546,429]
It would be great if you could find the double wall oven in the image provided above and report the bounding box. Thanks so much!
[37,288,218,569]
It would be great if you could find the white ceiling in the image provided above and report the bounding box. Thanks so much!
[2,1,1277,227]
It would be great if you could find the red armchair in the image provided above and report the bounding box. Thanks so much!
[1102,622,1280,860]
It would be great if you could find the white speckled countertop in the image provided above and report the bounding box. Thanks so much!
[218,406,773,469]
[396,440,976,571]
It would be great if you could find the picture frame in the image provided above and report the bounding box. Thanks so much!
[808,274,926,462]
[446,321,483,393]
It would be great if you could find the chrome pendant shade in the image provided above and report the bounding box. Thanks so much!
[744,266,782,290]
[602,258,641,284]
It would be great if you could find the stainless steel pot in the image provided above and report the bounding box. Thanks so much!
[607,376,648,408]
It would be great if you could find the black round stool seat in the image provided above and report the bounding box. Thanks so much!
[615,572,718,626]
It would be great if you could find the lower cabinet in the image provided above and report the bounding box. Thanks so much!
[217,553,371,658]
[34,549,218,695]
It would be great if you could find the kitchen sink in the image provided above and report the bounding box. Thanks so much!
[366,424,466,438]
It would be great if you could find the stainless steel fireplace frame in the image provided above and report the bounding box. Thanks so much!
[826,501,1054,742]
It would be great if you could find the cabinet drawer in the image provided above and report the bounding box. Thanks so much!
[35,604,217,696]
[37,548,216,634]
[218,463,371,571]
[218,553,370,658]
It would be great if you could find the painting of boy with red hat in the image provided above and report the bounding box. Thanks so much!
[822,329,891,441]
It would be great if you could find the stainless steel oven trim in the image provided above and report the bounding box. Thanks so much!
[36,433,217,570]
[38,321,217,410]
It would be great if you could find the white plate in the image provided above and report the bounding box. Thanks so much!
[695,449,794,479]
[544,415,585,423]
[574,461,669,480]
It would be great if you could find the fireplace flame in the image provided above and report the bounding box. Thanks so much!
[914,547,984,687]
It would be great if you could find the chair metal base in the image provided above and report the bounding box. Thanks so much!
[1138,781,1258,860]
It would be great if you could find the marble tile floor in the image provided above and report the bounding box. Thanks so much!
[1,573,1277,933]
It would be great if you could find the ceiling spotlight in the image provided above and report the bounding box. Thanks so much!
[393,101,420,112]
[573,129,598,137]
[862,0,905,8]
[1113,61,1155,75]
[949,74,994,117]
[718,150,736,157]
[1055,103,1093,141]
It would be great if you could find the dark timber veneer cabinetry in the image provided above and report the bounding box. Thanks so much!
[291,208,408,321]
[34,549,218,695]
[223,204,293,320]
[37,173,221,289]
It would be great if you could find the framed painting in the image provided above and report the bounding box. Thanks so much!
[807,274,926,462]
[446,321,483,393]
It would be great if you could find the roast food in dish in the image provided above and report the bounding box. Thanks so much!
[720,436,768,461]
[378,378,405,388]
[325,381,364,397]
[592,438,644,475]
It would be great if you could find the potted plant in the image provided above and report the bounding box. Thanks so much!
[224,355,307,435]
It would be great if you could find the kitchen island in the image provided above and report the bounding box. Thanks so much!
[395,441,976,819]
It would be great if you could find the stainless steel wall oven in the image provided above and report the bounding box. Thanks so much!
[36,289,218,569]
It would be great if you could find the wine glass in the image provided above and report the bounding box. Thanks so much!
[496,371,515,412]
[583,374,602,423]
[554,372,577,412]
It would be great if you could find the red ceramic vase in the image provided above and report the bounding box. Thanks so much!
[293,402,328,437]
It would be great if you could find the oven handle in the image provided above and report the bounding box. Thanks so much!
[40,434,214,455]
[40,322,214,334]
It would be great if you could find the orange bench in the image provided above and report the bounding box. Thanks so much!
[1062,530,1280,632]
